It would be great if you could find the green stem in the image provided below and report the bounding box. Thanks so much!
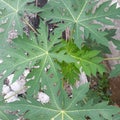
[82,97,87,104]
[104,57,120,61]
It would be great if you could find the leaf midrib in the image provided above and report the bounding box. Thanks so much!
[61,0,76,21]
[67,108,118,112]
[76,0,88,22]
[52,110,73,120]
[0,111,9,120]
[1,0,17,12]
[79,13,118,23]
[10,53,46,71]
[70,54,100,67]
[48,55,61,110]
[1,104,59,112]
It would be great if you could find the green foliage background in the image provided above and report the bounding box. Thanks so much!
[0,0,120,119]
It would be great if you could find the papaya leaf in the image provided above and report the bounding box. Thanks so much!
[0,83,120,120]
[0,1,120,120]
[112,40,120,50]
[0,0,43,43]
[64,41,106,76]
[58,62,79,84]
[113,113,120,120]
[42,0,120,48]
[0,106,11,120]
[0,22,74,92]
[110,64,120,77]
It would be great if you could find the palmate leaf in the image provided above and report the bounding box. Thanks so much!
[112,39,120,50]
[74,50,105,76]
[64,41,106,76]
[0,83,120,120]
[0,22,74,92]
[0,108,10,120]
[58,62,79,84]
[110,64,120,77]
[42,0,120,48]
[0,0,43,43]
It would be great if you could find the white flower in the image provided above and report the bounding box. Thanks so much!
[2,85,10,95]
[37,92,50,104]
[4,91,20,103]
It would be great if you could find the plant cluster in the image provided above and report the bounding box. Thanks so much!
[0,0,120,120]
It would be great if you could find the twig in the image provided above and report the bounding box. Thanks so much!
[104,57,120,61]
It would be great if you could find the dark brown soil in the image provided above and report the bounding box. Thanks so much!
[109,76,120,106]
